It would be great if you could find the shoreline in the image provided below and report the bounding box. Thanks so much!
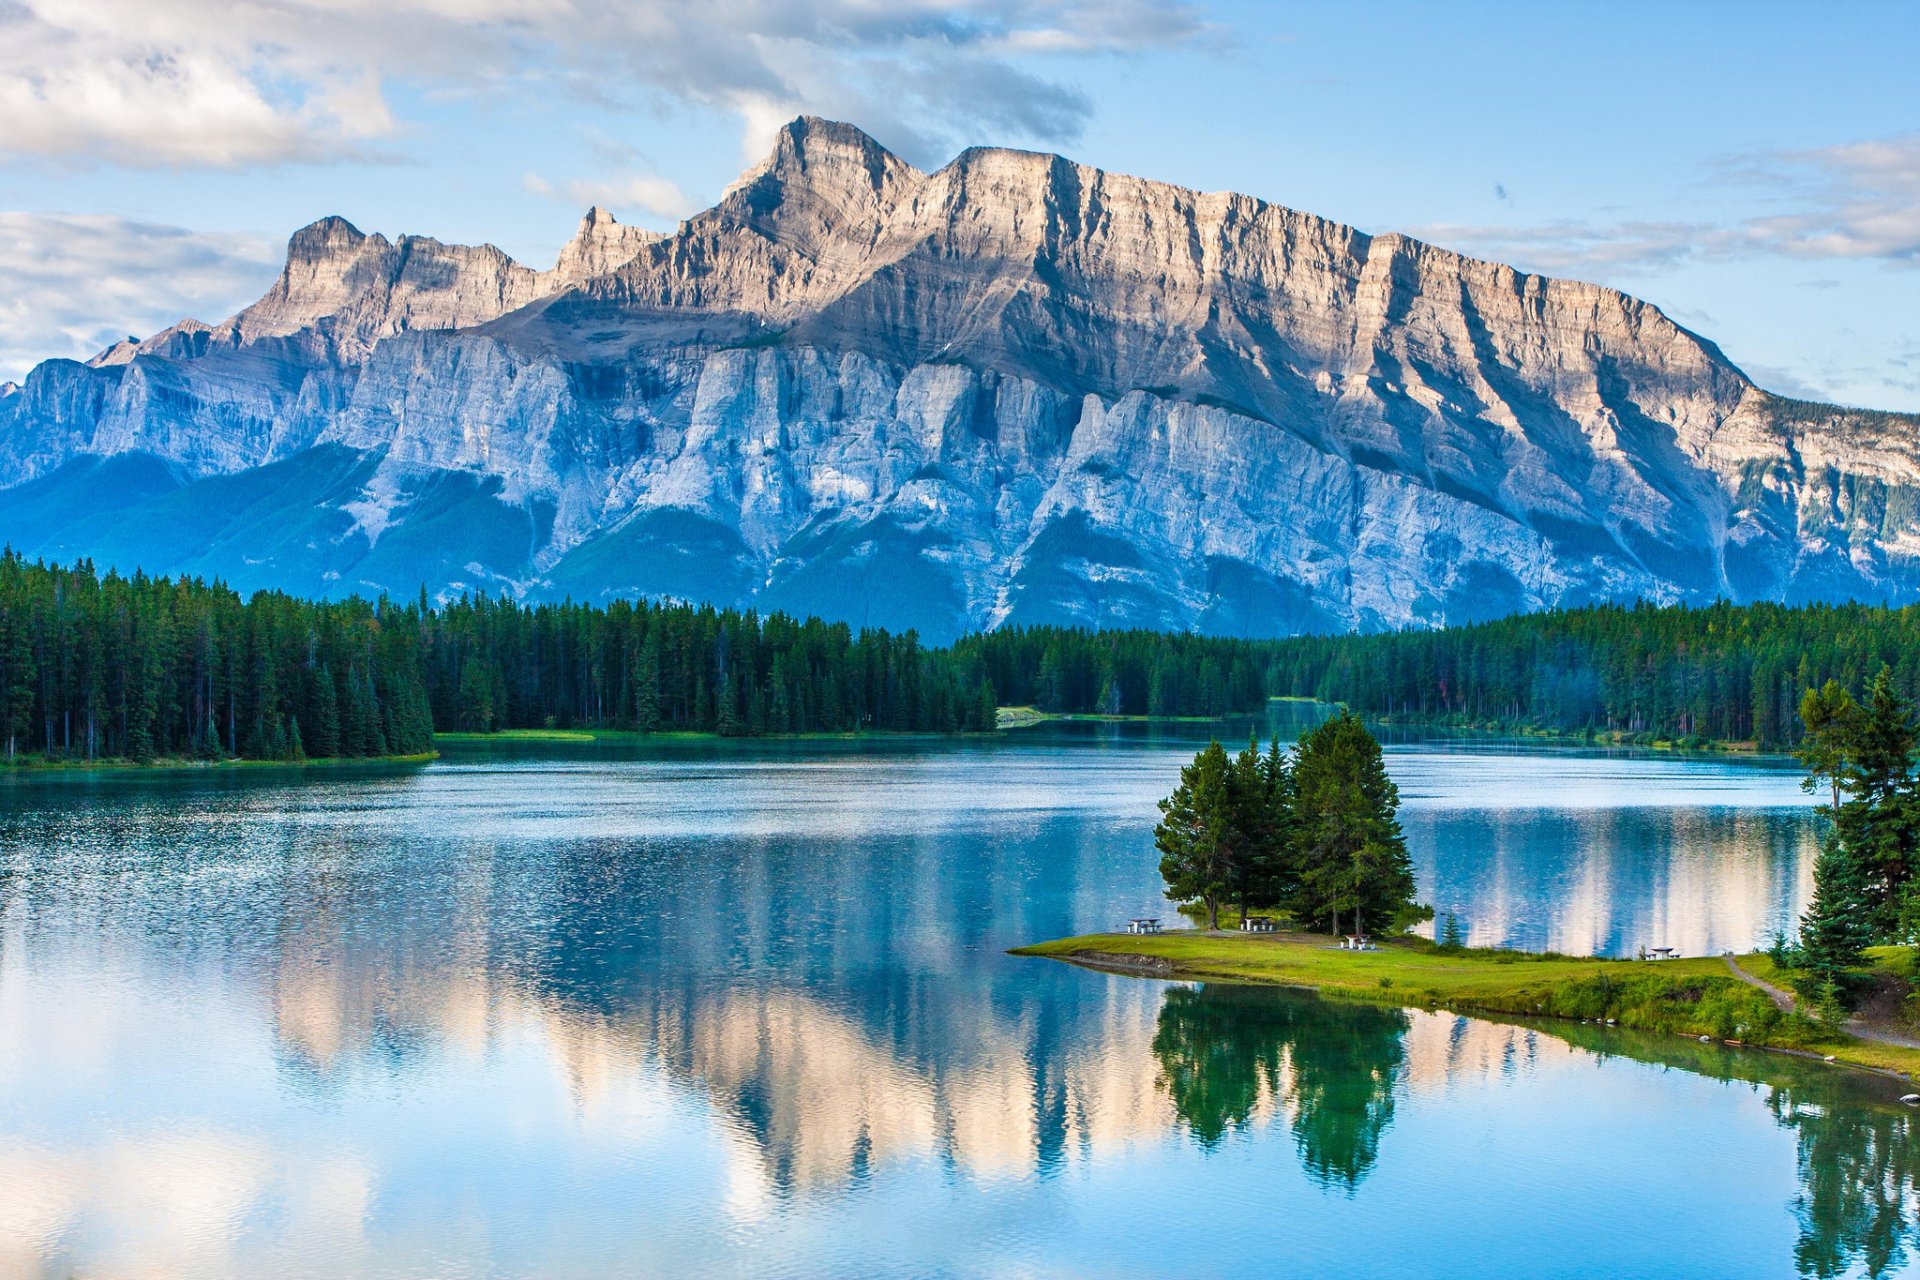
[1013,930,1920,1080]
[1331,711,1769,755]
[432,727,991,745]
[0,751,439,776]
[1000,698,1789,758]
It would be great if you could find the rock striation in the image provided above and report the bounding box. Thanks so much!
[4,117,1919,639]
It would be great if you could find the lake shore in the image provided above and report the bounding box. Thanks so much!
[432,727,988,745]
[0,751,439,775]
[1335,712,1766,754]
[1014,929,1920,1078]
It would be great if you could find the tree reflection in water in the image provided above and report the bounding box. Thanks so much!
[1151,982,1409,1189]
[1772,1083,1920,1278]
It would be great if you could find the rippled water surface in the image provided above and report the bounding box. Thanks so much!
[1,717,1914,1279]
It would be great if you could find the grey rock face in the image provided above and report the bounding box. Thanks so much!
[4,117,1918,639]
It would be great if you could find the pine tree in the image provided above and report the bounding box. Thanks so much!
[1289,712,1427,937]
[1223,735,1294,918]
[458,661,495,733]
[1797,679,1858,813]
[632,628,662,734]
[1156,741,1233,930]
[1800,829,1876,988]
[311,664,341,758]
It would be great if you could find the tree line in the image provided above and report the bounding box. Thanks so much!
[1260,599,1920,750]
[0,553,433,764]
[10,548,1920,764]
[1154,713,1428,937]
[0,556,1288,765]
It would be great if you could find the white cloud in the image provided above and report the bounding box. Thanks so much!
[0,0,1215,170]
[1738,362,1835,403]
[525,168,693,222]
[1409,218,1709,278]
[0,213,280,381]
[525,130,696,223]
[1741,132,1920,262]
[1413,132,1920,280]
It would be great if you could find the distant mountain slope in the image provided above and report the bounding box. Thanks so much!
[3,117,1918,640]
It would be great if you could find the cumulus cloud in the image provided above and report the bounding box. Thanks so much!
[0,213,280,381]
[0,0,1215,170]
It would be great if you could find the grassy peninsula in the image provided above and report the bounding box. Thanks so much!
[1014,930,1920,1077]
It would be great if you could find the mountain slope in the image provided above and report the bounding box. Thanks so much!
[3,117,1917,639]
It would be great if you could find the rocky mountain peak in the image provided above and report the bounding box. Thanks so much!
[5,118,1919,639]
[286,215,370,262]
[553,205,661,283]
[764,116,918,184]
[721,116,925,227]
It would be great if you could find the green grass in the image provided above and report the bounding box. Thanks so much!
[1014,930,1920,1076]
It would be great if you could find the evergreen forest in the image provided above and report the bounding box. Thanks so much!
[6,549,1920,764]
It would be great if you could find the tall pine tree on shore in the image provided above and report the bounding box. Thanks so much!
[1156,742,1234,930]
[1288,712,1426,938]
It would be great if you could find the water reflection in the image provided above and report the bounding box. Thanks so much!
[1778,1084,1920,1278]
[0,741,1908,1277]
[1411,805,1821,956]
[1153,984,1407,1187]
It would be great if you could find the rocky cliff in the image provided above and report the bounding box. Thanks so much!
[3,117,1917,639]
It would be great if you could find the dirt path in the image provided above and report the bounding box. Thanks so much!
[1723,954,1920,1050]
[1723,954,1796,1012]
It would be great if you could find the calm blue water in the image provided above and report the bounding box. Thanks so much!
[0,720,1910,1279]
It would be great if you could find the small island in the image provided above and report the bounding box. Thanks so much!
[1018,685,1920,1081]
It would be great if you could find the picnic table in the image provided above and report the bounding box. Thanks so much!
[1127,918,1162,935]
[1241,916,1277,933]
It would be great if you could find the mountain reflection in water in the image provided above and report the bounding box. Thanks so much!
[0,735,1909,1278]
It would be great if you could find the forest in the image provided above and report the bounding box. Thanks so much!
[5,550,1919,763]
[1258,599,1920,750]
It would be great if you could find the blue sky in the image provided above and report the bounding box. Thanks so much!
[2,0,1915,408]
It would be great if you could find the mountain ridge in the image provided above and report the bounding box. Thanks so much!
[2,116,1917,640]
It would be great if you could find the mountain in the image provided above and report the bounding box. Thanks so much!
[4,116,1918,640]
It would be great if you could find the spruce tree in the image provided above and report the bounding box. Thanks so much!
[458,661,495,733]
[1800,829,1875,988]
[633,629,662,734]
[1156,741,1233,930]
[311,664,340,758]
[1223,735,1294,917]
[1288,712,1427,937]
[1797,679,1858,813]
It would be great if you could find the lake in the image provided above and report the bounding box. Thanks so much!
[1,716,1913,1279]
